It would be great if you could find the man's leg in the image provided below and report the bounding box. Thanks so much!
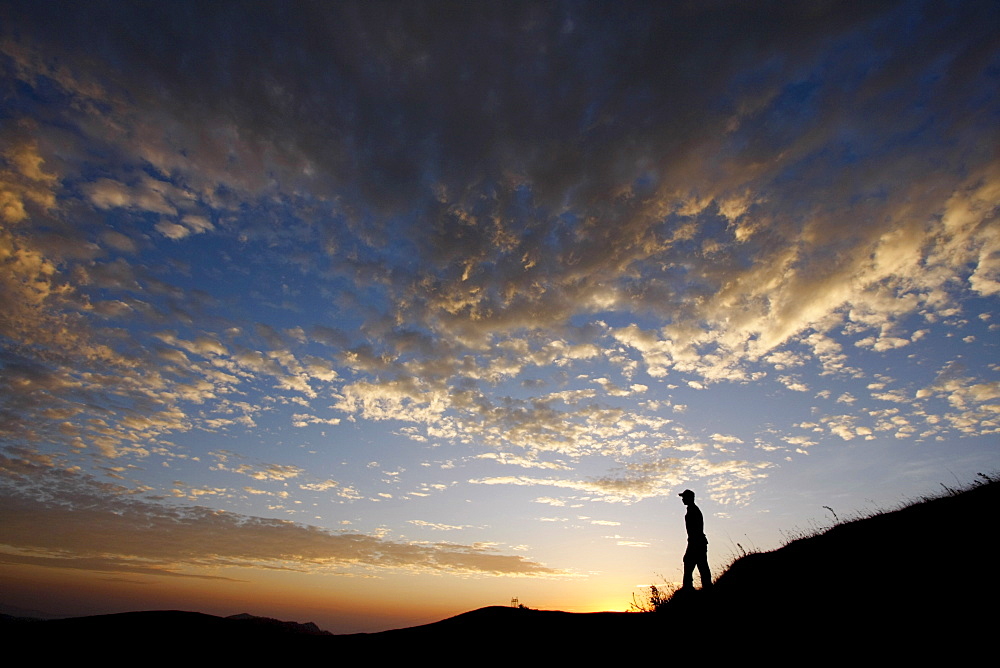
[682,550,695,589]
[697,556,712,589]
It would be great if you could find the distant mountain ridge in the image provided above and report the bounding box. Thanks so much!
[224,612,329,635]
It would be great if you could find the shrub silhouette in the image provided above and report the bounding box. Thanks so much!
[631,582,677,612]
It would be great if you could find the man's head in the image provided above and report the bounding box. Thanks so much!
[679,489,695,505]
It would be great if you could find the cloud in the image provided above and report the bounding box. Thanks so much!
[10,3,993,366]
[471,455,772,504]
[615,540,650,548]
[85,177,180,216]
[1,2,995,419]
[778,376,809,393]
[407,520,470,531]
[474,452,570,471]
[210,451,303,481]
[291,413,342,428]
[0,1,996,571]
[533,497,566,507]
[0,465,559,577]
[155,221,191,240]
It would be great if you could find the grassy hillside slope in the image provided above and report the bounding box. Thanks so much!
[696,476,998,654]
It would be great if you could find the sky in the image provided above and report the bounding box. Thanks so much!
[1,0,998,633]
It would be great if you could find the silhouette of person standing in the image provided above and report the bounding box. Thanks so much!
[680,489,711,590]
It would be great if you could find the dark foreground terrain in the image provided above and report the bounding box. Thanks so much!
[5,478,996,661]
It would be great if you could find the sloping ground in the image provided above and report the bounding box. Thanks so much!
[337,606,660,652]
[701,478,999,653]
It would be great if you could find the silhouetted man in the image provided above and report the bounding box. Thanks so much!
[679,489,711,590]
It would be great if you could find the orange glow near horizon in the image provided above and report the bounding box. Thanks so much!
[1,555,648,632]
